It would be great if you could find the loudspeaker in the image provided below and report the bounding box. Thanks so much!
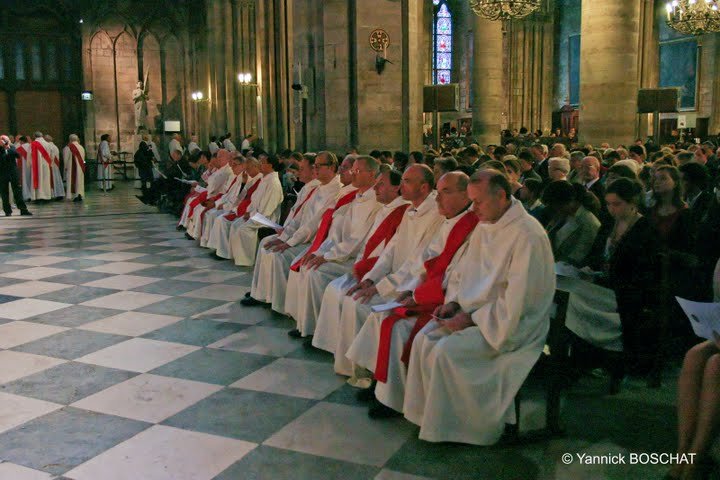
[423,84,460,112]
[638,88,678,113]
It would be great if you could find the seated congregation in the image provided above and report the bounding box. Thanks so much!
[163,136,720,475]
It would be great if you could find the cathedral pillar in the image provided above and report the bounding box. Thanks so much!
[578,0,642,146]
[472,16,504,147]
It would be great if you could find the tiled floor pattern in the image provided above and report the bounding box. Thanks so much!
[0,190,679,479]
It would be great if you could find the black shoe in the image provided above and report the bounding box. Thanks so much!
[356,382,376,402]
[136,195,150,205]
[184,232,194,240]
[302,336,316,350]
[75,195,83,202]
[20,210,32,216]
[176,225,186,231]
[240,296,266,307]
[4,212,10,217]
[287,329,302,338]
[244,292,251,299]
[368,399,401,419]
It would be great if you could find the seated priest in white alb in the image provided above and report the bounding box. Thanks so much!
[226,154,284,266]
[313,164,443,379]
[205,156,263,254]
[346,171,478,418]
[30,131,54,201]
[63,134,86,202]
[403,169,555,446]
[285,157,394,339]
[44,135,65,200]
[243,153,352,313]
[185,155,244,240]
[177,150,232,228]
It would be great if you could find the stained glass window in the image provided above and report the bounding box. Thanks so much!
[31,40,41,81]
[46,42,58,81]
[433,1,452,85]
[15,42,25,80]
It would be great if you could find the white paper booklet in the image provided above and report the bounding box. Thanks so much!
[676,297,720,340]
[250,213,283,230]
[371,301,404,313]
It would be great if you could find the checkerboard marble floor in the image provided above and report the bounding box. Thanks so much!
[0,190,679,479]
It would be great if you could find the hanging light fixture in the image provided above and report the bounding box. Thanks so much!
[468,0,541,21]
[666,0,720,36]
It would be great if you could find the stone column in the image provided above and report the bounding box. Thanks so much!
[578,0,642,146]
[472,16,504,147]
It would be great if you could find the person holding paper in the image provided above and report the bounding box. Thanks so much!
[225,154,284,266]
[286,159,398,340]
[243,152,345,312]
[669,259,720,480]
[313,164,442,379]
[402,169,555,445]
[185,155,244,240]
[206,156,263,253]
[346,171,477,418]
[177,150,231,228]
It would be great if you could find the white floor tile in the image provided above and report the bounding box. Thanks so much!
[22,247,73,256]
[79,311,183,337]
[72,373,222,423]
[0,298,72,320]
[82,274,160,290]
[172,270,243,284]
[0,321,68,348]
[80,291,169,310]
[64,425,256,480]
[0,392,62,435]
[181,284,246,301]
[264,402,415,467]
[0,281,71,298]
[0,462,55,480]
[6,256,69,267]
[0,267,74,280]
[83,262,152,274]
[208,326,300,356]
[230,358,344,399]
[86,252,147,262]
[85,243,142,251]
[0,351,66,384]
[75,338,199,372]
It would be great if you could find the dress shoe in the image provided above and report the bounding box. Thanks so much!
[244,292,251,299]
[356,384,376,403]
[176,225,186,231]
[287,328,302,338]
[184,232,194,240]
[4,212,10,217]
[240,296,266,307]
[20,210,32,216]
[368,399,401,419]
[73,195,83,202]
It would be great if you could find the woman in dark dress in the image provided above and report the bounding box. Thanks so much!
[588,178,661,375]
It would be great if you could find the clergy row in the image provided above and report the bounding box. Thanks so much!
[5,132,87,203]
[174,151,555,445]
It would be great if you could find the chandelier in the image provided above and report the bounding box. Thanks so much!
[666,0,720,36]
[468,0,541,21]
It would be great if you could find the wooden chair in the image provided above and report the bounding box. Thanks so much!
[502,290,570,444]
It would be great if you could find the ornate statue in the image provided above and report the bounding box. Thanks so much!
[132,80,149,132]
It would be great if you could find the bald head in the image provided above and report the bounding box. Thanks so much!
[468,169,513,222]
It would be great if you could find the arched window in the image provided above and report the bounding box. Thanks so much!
[433,0,452,85]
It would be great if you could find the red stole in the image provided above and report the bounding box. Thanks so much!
[374,211,479,383]
[31,141,53,190]
[198,175,241,228]
[289,189,358,272]
[16,145,27,185]
[291,186,318,219]
[353,203,410,281]
[186,191,209,219]
[224,177,262,221]
[68,143,86,195]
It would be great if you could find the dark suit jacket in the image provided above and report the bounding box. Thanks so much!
[535,158,549,180]
[519,168,541,184]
